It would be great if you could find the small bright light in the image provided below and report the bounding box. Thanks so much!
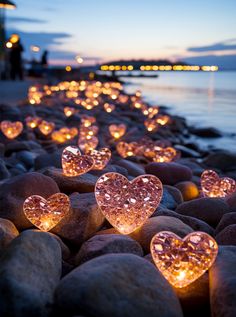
[65,66,72,72]
[6,41,12,48]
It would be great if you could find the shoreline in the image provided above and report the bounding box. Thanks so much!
[0,79,236,316]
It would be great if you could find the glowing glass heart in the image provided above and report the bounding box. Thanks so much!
[23,193,70,231]
[38,120,55,135]
[109,124,126,139]
[151,231,218,288]
[144,146,177,163]
[116,141,139,158]
[62,146,94,177]
[64,106,77,117]
[156,115,170,126]
[104,103,115,113]
[78,136,99,153]
[25,116,41,129]
[87,148,111,170]
[0,121,23,139]
[144,118,158,132]
[95,172,163,234]
[201,170,236,198]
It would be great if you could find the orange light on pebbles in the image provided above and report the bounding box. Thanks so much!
[0,121,23,139]
[116,141,139,158]
[109,124,126,139]
[151,231,218,288]
[38,120,55,135]
[156,115,170,126]
[144,119,158,132]
[62,146,94,177]
[81,116,96,128]
[87,148,111,170]
[104,103,115,113]
[64,107,77,117]
[23,193,70,232]
[25,116,41,129]
[78,136,99,153]
[144,146,178,163]
[95,173,163,234]
[201,170,236,198]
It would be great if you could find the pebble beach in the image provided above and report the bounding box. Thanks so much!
[0,79,236,317]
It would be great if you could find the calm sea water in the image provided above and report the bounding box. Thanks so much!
[122,71,236,152]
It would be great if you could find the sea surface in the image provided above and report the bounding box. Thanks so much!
[122,71,236,152]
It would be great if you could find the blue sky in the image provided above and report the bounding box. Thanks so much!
[6,0,236,68]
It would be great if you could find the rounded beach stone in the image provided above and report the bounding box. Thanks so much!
[54,254,183,317]
[175,197,230,227]
[226,192,236,209]
[43,167,98,194]
[0,172,60,229]
[0,230,61,317]
[164,185,183,205]
[215,225,236,245]
[203,151,236,171]
[0,218,19,252]
[52,192,105,245]
[145,162,192,185]
[75,234,143,265]
[115,159,145,176]
[0,159,10,180]
[175,273,210,317]
[209,246,236,317]
[156,208,214,236]
[175,181,199,201]
[215,212,236,234]
[130,216,193,253]
[35,151,62,170]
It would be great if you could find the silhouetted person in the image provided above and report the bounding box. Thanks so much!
[9,39,24,81]
[41,50,48,67]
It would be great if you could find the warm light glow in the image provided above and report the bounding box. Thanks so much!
[31,45,40,52]
[38,120,55,135]
[109,123,126,139]
[95,172,163,234]
[151,231,218,288]
[65,65,72,72]
[0,120,23,139]
[116,141,139,158]
[87,148,111,170]
[201,170,236,198]
[23,193,70,231]
[6,41,12,48]
[61,146,94,176]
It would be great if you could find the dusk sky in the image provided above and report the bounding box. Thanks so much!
[6,0,236,68]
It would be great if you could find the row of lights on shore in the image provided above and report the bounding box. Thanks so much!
[100,64,218,72]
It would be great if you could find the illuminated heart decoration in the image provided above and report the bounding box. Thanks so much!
[116,141,139,158]
[0,121,23,139]
[109,123,126,139]
[151,231,218,288]
[87,148,111,170]
[78,136,99,153]
[144,146,178,163]
[95,172,163,234]
[23,193,70,231]
[62,146,94,177]
[201,169,236,198]
[38,120,55,135]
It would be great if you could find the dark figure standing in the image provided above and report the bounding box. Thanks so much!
[9,38,24,81]
[41,50,48,67]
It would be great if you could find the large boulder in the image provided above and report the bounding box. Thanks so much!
[0,172,60,229]
[75,234,143,265]
[176,197,230,227]
[209,246,236,317]
[0,230,61,317]
[52,192,105,245]
[145,162,192,185]
[54,254,183,317]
